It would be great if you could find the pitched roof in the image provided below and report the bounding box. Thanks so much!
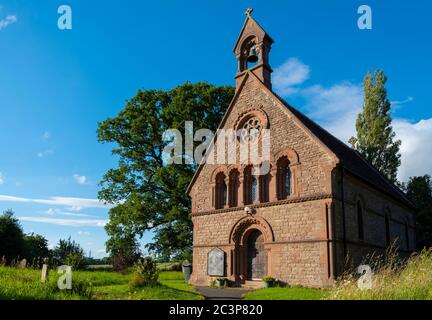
[272,92,415,210]
[186,71,415,210]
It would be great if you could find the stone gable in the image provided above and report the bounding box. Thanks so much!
[191,73,336,213]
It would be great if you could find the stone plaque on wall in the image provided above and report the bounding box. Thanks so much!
[207,247,225,276]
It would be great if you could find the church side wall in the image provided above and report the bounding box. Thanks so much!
[331,169,416,274]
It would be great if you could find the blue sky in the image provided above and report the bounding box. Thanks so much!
[0,1,431,258]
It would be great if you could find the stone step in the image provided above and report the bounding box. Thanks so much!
[242,280,265,289]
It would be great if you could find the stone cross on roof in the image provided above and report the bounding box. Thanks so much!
[245,8,253,16]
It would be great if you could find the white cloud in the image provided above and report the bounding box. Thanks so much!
[19,217,108,227]
[0,172,4,185]
[37,149,53,158]
[73,174,87,185]
[42,208,95,218]
[391,97,414,108]
[394,118,432,181]
[273,58,310,96]
[0,14,16,30]
[301,82,363,143]
[78,231,91,236]
[67,206,83,211]
[0,194,112,209]
[273,57,431,182]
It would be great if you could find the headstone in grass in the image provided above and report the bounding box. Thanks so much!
[182,260,192,282]
[19,259,27,269]
[41,264,49,283]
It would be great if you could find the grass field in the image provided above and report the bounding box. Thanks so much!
[2,249,432,300]
[243,287,326,300]
[0,267,203,300]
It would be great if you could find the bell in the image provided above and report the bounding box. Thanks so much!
[247,47,259,63]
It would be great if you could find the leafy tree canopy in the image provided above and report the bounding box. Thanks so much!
[405,175,432,248]
[354,70,401,184]
[0,210,24,262]
[52,236,85,265]
[97,82,234,259]
[24,233,50,263]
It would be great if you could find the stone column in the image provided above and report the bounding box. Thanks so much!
[238,173,244,207]
[211,182,216,208]
[224,176,230,208]
[253,174,260,205]
[239,245,247,282]
[269,167,278,202]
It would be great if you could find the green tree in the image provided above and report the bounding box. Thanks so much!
[98,82,234,259]
[405,175,432,248]
[52,237,85,267]
[0,210,24,263]
[106,228,142,271]
[23,233,49,266]
[354,70,401,184]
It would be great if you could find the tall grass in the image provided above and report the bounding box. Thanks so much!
[328,248,432,300]
[0,267,99,300]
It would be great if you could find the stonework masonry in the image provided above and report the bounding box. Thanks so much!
[187,12,416,288]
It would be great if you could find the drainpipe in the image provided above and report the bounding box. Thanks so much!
[340,165,347,264]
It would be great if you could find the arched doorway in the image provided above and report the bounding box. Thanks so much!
[229,216,274,283]
[246,229,266,279]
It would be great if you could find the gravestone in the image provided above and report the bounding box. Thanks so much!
[207,247,225,276]
[41,264,48,283]
[182,260,192,282]
[19,259,27,269]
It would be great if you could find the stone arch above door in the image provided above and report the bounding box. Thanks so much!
[229,216,274,245]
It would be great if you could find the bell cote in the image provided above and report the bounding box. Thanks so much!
[233,8,274,90]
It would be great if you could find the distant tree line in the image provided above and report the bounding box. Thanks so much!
[0,210,105,269]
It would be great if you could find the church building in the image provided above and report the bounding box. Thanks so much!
[187,10,416,288]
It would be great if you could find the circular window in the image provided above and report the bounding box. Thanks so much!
[240,116,262,143]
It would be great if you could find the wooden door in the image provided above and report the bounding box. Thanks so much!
[247,230,266,279]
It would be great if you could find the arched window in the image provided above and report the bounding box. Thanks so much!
[277,157,292,200]
[385,212,391,246]
[228,170,240,208]
[243,166,261,205]
[259,173,270,203]
[215,172,226,209]
[251,176,258,203]
[357,201,364,240]
[285,169,292,196]
[243,166,253,205]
